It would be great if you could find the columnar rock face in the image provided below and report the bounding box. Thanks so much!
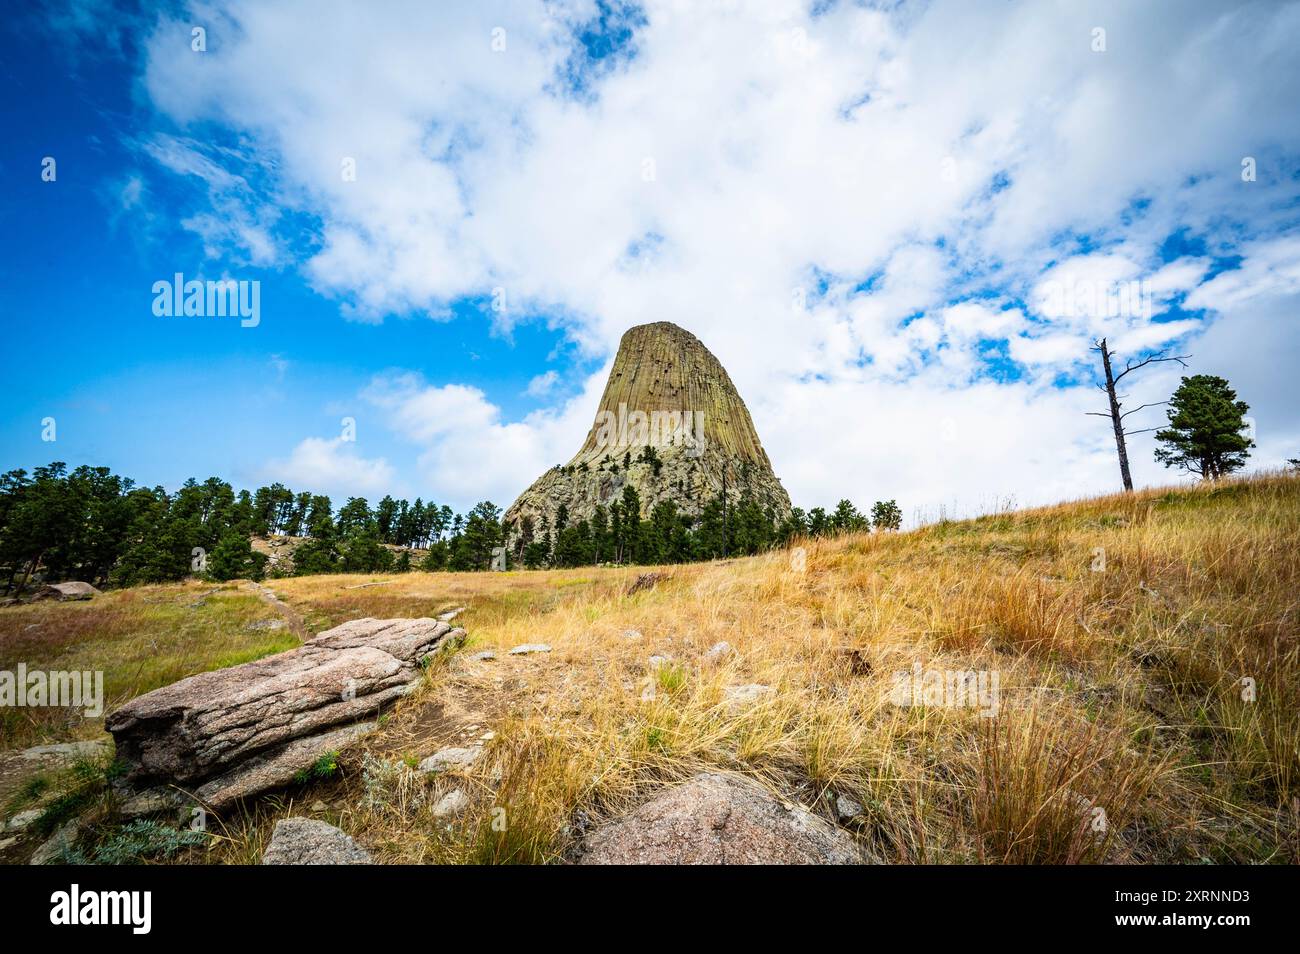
[505,322,791,539]
[106,617,461,807]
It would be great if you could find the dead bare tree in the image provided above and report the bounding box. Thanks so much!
[1087,338,1190,492]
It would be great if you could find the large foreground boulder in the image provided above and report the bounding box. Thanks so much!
[107,617,461,807]
[262,818,372,865]
[578,773,867,865]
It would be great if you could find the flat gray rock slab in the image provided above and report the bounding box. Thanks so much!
[196,722,376,809]
[107,617,460,787]
[508,643,551,655]
[19,740,108,762]
[48,581,101,600]
[261,818,372,865]
[579,772,867,865]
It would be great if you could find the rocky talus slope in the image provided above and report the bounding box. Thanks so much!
[505,321,791,539]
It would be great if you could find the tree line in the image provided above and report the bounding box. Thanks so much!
[0,463,901,589]
[515,486,901,569]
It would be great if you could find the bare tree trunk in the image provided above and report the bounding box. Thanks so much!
[1088,339,1188,494]
[1098,339,1134,492]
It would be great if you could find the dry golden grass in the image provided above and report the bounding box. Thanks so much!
[230,471,1298,865]
[0,581,298,749]
[6,472,1299,865]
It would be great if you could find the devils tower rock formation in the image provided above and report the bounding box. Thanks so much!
[504,322,791,546]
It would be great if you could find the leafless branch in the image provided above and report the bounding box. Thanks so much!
[1119,401,1168,420]
[1112,350,1190,385]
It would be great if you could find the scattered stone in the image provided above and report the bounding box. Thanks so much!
[311,800,328,813]
[107,617,460,790]
[261,818,372,865]
[723,684,774,709]
[623,629,643,641]
[835,795,865,823]
[703,641,732,662]
[431,789,470,819]
[508,643,551,655]
[437,607,467,622]
[418,746,482,774]
[19,740,108,762]
[118,787,185,818]
[47,581,101,601]
[245,618,287,631]
[2,808,42,833]
[579,773,866,865]
[29,820,81,865]
[647,655,672,670]
[468,650,497,662]
[479,731,496,742]
[0,836,17,851]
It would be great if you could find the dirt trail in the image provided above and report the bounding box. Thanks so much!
[244,582,311,641]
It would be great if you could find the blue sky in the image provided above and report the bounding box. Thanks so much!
[0,2,594,503]
[3,0,1299,519]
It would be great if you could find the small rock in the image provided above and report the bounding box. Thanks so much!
[245,618,287,631]
[20,740,108,762]
[418,746,482,774]
[468,650,497,662]
[703,641,732,662]
[0,836,18,851]
[30,820,81,865]
[261,818,372,865]
[835,795,865,822]
[578,773,866,865]
[310,801,328,813]
[508,643,551,655]
[48,581,101,601]
[437,607,467,622]
[2,808,43,833]
[431,789,470,819]
[479,731,496,742]
[119,787,184,818]
[648,655,672,670]
[623,629,643,641]
[723,684,774,709]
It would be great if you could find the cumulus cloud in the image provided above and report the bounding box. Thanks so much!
[359,369,606,507]
[263,436,395,500]
[525,370,561,398]
[128,0,1300,516]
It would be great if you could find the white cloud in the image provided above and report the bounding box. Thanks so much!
[263,436,395,500]
[132,0,1300,517]
[525,370,560,398]
[359,369,606,508]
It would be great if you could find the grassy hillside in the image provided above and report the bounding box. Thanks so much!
[3,473,1298,864]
